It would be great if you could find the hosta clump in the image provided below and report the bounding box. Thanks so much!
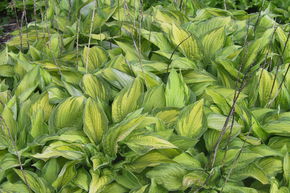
[0,0,290,193]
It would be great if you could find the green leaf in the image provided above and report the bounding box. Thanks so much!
[52,161,77,190]
[91,33,108,41]
[29,46,41,60]
[143,85,166,112]
[155,108,180,126]
[131,185,148,193]
[125,135,177,154]
[230,163,270,184]
[33,141,84,160]
[83,98,108,144]
[0,181,30,193]
[251,115,269,141]
[0,65,14,77]
[74,168,91,191]
[0,47,8,65]
[53,96,85,129]
[281,145,289,183]
[146,163,187,191]
[83,46,108,72]
[278,187,290,193]
[173,153,201,169]
[170,57,197,70]
[14,169,52,193]
[89,169,113,193]
[263,118,290,136]
[126,151,174,172]
[115,169,141,189]
[183,70,216,96]
[207,113,242,134]
[269,137,290,150]
[102,112,155,157]
[112,77,144,123]
[223,184,258,193]
[205,88,231,115]
[101,68,134,90]
[257,157,282,178]
[0,153,19,171]
[202,27,225,58]
[30,110,47,138]
[102,182,128,193]
[45,34,61,58]
[275,27,290,63]
[30,92,53,121]
[1,105,17,142]
[244,28,274,70]
[187,16,231,37]
[182,170,208,188]
[83,5,116,31]
[170,24,202,60]
[15,67,40,103]
[63,81,83,97]
[165,70,190,108]
[90,152,109,171]
[42,158,60,184]
[82,74,111,102]
[116,41,144,61]
[148,179,168,193]
[141,29,173,51]
[134,67,164,89]
[169,135,198,150]
[257,69,279,107]
[47,86,69,104]
[176,99,206,138]
[61,71,82,85]
[216,58,243,80]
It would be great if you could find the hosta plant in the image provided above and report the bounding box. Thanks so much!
[0,0,289,193]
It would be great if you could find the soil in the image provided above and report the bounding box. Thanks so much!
[0,22,17,44]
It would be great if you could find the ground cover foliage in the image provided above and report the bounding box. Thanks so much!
[0,0,290,192]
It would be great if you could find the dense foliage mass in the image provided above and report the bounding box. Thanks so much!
[0,0,290,192]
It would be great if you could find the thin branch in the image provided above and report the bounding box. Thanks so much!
[266,31,290,107]
[220,125,254,192]
[85,0,97,73]
[167,32,193,73]
[33,0,38,40]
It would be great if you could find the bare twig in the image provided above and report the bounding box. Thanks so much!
[220,125,254,192]
[33,0,38,40]
[167,32,193,73]
[85,0,97,73]
[266,31,290,107]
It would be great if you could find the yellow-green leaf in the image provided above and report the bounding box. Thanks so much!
[143,85,166,112]
[165,70,190,108]
[14,169,52,193]
[103,112,156,157]
[89,170,113,193]
[202,27,225,58]
[82,74,111,102]
[54,96,85,129]
[112,77,144,122]
[170,24,202,60]
[125,135,177,154]
[176,99,206,138]
[83,98,108,144]
[52,161,77,190]
[83,46,108,72]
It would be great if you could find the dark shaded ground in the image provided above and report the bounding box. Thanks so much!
[0,4,18,45]
[0,22,17,44]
